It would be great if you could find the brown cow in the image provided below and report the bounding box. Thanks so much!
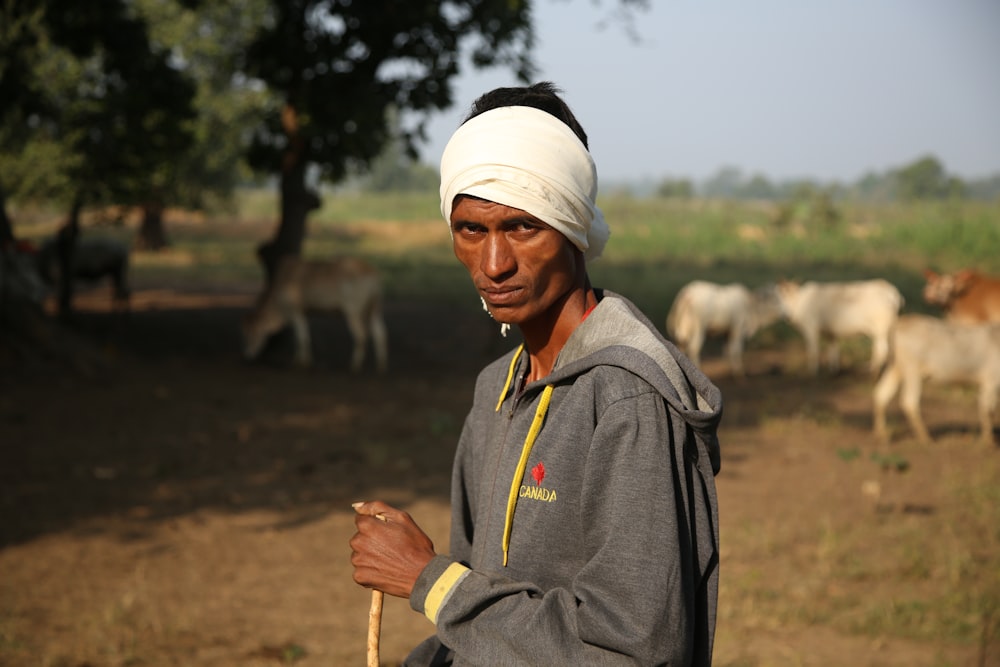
[923,269,1000,324]
[242,255,388,373]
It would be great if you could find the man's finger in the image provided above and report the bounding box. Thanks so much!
[352,500,386,518]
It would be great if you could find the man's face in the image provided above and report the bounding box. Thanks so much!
[450,195,584,328]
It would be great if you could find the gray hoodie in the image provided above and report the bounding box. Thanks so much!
[406,290,722,666]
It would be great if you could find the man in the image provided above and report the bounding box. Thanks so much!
[351,82,723,666]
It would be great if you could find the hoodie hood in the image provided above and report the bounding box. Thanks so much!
[546,289,722,474]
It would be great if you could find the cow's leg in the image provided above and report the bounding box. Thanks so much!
[369,307,389,374]
[978,381,998,444]
[870,331,890,375]
[725,329,745,378]
[872,364,901,441]
[343,308,369,373]
[687,327,705,368]
[898,372,931,443]
[803,327,820,376]
[289,311,312,367]
[825,338,841,375]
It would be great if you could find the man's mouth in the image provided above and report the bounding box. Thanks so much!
[480,287,522,307]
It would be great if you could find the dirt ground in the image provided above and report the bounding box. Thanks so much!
[1,281,997,667]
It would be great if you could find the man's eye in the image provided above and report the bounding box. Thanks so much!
[455,223,484,235]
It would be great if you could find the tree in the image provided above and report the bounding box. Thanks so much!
[137,0,275,215]
[743,173,776,200]
[0,0,198,310]
[242,0,545,283]
[701,166,745,199]
[893,154,966,201]
[3,0,649,273]
[771,184,840,231]
[0,1,199,222]
[71,44,198,251]
[655,177,693,199]
[0,2,68,243]
[965,174,1000,201]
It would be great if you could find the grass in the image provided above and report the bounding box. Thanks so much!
[727,443,1000,649]
[13,191,997,309]
[8,190,1000,658]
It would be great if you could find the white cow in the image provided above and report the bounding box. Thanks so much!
[873,314,1000,443]
[666,281,783,376]
[775,278,903,375]
[242,255,388,373]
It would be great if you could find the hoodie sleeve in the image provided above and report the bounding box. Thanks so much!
[446,415,476,567]
[407,385,713,666]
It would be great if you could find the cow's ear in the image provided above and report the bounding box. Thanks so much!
[922,269,937,279]
[954,269,975,290]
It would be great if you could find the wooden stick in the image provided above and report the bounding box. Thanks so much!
[367,589,384,667]
[367,513,388,667]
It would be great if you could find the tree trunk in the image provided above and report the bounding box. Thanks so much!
[257,102,321,287]
[0,184,14,246]
[136,199,169,251]
[56,193,84,319]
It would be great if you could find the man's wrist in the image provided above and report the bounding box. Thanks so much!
[409,555,470,624]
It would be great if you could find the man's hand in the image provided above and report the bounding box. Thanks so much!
[350,501,437,598]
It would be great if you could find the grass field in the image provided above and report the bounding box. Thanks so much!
[18,189,999,309]
[3,191,999,666]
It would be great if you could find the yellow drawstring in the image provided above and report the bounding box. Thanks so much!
[501,384,553,566]
[496,344,524,412]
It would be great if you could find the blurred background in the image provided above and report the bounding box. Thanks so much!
[1,1,998,665]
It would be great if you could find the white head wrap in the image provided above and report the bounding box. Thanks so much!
[439,105,609,261]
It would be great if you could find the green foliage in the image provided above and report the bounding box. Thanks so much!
[0,0,198,212]
[595,196,1000,271]
[870,452,910,473]
[244,0,536,181]
[136,0,276,208]
[280,642,307,663]
[965,173,1000,200]
[772,186,841,231]
[312,190,440,224]
[0,128,80,203]
[359,109,441,192]
[893,155,967,201]
[655,177,694,199]
[85,191,996,327]
[685,157,998,204]
[1,0,552,241]
[836,447,861,462]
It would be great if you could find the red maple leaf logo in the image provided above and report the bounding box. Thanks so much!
[531,462,545,486]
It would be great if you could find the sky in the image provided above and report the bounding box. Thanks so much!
[419,0,1000,185]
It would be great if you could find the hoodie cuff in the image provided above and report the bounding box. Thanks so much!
[410,555,470,624]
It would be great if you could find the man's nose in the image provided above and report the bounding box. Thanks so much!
[482,233,516,278]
